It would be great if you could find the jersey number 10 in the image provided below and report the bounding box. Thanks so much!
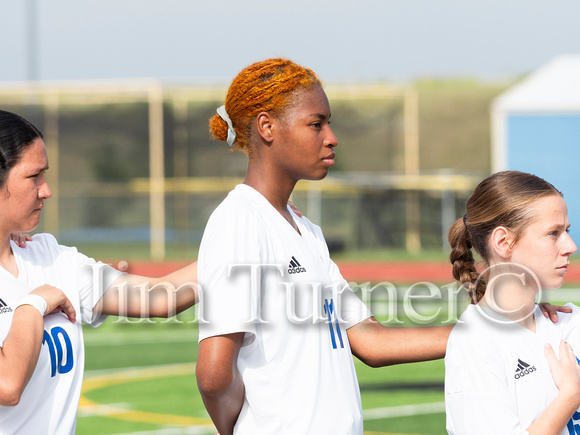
[42,327,74,377]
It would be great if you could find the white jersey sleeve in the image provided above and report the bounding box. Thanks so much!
[446,331,528,434]
[198,192,264,345]
[72,247,125,327]
[25,233,124,327]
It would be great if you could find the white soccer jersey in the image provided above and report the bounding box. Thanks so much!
[445,303,580,435]
[198,184,372,435]
[0,234,123,435]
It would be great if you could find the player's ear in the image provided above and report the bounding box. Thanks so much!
[489,226,514,260]
[256,111,274,144]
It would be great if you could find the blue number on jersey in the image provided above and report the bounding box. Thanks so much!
[42,327,74,377]
[324,298,344,349]
[567,411,580,434]
[566,358,580,433]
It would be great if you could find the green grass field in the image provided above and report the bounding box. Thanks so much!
[77,301,450,435]
[77,295,580,435]
[75,284,580,435]
[71,237,580,435]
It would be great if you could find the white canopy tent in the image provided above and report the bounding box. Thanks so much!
[491,55,580,237]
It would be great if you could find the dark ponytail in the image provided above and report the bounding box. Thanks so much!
[0,110,43,188]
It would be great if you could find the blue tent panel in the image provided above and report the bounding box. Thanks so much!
[507,113,580,235]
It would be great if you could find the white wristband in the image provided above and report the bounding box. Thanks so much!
[16,294,48,317]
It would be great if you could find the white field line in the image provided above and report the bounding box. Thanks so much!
[83,330,197,346]
[77,402,131,417]
[363,401,446,420]
[84,363,444,422]
[113,429,214,435]
[84,361,195,380]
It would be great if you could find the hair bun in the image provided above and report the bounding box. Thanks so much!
[208,114,229,143]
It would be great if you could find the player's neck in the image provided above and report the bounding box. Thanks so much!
[243,176,300,234]
[244,164,296,213]
[479,280,537,332]
[0,239,18,278]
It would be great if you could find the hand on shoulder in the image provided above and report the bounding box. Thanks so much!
[9,233,32,248]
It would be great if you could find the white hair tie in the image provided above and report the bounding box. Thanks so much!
[216,105,236,146]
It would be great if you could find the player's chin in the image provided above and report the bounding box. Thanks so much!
[21,219,40,234]
[312,168,331,180]
[543,277,565,291]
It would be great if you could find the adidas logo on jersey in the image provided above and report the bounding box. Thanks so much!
[514,358,537,379]
[0,298,13,315]
[288,256,307,274]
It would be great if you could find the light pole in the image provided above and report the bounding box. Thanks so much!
[27,0,38,82]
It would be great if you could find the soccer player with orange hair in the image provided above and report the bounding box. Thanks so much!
[195,58,452,435]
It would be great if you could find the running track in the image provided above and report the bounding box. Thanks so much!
[116,260,580,285]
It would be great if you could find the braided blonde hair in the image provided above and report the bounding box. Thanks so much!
[449,171,561,302]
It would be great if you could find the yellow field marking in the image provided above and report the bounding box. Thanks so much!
[79,363,214,428]
[79,363,426,435]
[364,433,421,435]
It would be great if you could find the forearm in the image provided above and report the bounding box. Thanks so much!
[98,262,198,318]
[196,333,246,435]
[348,318,452,367]
[0,307,44,405]
[199,371,245,435]
[149,262,198,315]
[380,325,452,364]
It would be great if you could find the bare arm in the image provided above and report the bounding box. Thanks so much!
[9,236,198,319]
[0,285,76,406]
[526,341,580,435]
[95,262,198,318]
[347,317,452,367]
[196,333,245,435]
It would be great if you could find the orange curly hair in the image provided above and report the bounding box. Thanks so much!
[209,58,321,153]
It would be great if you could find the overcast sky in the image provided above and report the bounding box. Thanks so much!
[1,0,580,85]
